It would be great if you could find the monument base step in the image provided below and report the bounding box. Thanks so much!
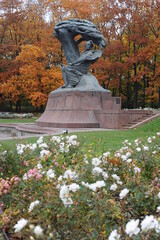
[36,122,99,128]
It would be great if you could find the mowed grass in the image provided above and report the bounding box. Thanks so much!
[0,117,38,123]
[1,117,160,151]
[76,117,160,151]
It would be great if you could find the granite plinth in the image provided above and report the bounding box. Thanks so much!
[36,90,121,128]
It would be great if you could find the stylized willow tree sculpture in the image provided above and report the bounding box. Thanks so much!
[54,19,107,88]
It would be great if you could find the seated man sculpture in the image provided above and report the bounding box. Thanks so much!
[61,40,102,88]
[54,19,107,89]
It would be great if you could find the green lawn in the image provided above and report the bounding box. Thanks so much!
[1,117,160,151]
[75,117,160,151]
[0,117,37,123]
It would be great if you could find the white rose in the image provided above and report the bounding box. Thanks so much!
[34,226,43,236]
[13,219,28,232]
[110,183,118,191]
[125,219,140,237]
[119,188,129,200]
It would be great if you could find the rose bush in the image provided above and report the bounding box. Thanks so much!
[0,133,160,239]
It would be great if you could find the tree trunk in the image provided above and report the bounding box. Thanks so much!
[10,101,13,111]
[16,100,21,112]
[102,81,105,89]
[119,75,122,97]
[126,71,131,108]
[112,88,116,96]
[133,63,138,108]
[119,53,122,97]
[142,74,146,108]
[151,54,157,108]
[133,43,138,108]
[40,104,43,112]
[133,80,138,108]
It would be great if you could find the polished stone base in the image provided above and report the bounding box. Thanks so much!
[36,85,154,129]
[36,90,122,128]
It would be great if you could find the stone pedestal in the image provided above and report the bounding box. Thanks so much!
[36,73,123,129]
[36,72,153,130]
[36,90,121,129]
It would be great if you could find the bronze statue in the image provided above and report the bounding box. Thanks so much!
[54,19,107,89]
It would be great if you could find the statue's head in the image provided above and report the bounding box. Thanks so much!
[85,40,93,51]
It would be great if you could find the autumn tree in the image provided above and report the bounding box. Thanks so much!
[1,0,160,111]
[0,0,63,111]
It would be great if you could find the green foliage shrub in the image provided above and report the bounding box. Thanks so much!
[0,133,160,239]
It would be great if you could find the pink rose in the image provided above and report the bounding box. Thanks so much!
[24,161,28,166]
[36,174,42,180]
[14,177,19,182]
[5,183,10,189]
[32,168,37,173]
[0,202,4,208]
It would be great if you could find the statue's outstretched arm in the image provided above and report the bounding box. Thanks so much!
[70,50,102,65]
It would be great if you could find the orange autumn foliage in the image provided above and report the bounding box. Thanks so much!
[0,0,160,110]
[16,45,63,107]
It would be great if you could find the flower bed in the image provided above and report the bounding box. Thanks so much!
[0,112,33,119]
[0,133,160,239]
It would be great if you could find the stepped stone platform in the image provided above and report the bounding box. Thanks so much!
[35,82,158,129]
[120,112,160,129]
